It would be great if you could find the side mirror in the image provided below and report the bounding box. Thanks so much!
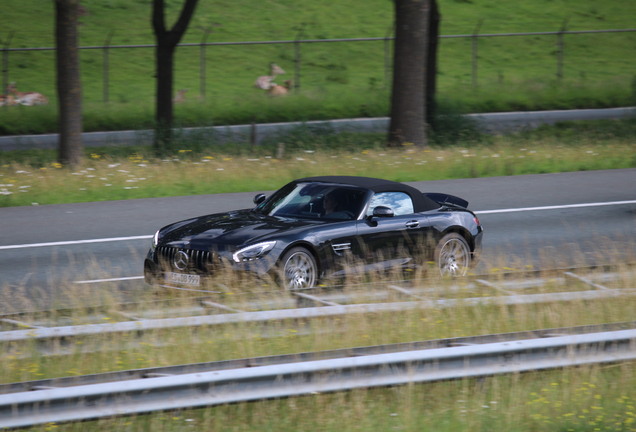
[372,206,394,218]
[253,193,266,205]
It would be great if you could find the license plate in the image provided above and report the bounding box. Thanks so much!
[164,272,201,286]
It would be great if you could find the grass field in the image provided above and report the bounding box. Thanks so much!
[1,0,635,134]
[1,118,635,207]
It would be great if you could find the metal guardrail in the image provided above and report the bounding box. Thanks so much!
[1,325,635,428]
[1,267,634,349]
[0,264,628,324]
[3,321,633,394]
[2,288,634,344]
[1,107,634,149]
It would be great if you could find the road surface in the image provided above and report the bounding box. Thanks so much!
[0,168,634,312]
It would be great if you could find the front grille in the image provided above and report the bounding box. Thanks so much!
[156,246,216,273]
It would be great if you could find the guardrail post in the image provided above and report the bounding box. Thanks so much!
[102,30,114,103]
[471,19,483,89]
[556,19,568,81]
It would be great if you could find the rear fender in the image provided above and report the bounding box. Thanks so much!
[442,226,475,252]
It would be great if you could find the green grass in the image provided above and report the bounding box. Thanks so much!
[0,0,635,135]
[42,366,634,432]
[1,118,635,208]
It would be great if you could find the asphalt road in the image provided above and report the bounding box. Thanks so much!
[1,168,635,313]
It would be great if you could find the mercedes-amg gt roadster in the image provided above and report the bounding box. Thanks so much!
[144,176,483,290]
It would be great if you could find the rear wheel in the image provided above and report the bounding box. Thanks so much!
[279,247,318,290]
[434,233,471,277]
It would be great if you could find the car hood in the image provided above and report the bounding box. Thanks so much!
[159,209,320,249]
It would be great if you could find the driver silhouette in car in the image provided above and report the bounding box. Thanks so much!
[322,190,356,220]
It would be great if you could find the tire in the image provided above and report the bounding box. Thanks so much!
[279,247,318,290]
[434,233,471,277]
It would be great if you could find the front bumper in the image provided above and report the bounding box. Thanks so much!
[143,246,280,288]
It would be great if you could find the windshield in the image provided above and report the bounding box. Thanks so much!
[255,182,367,221]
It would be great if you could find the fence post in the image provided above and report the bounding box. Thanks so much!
[200,27,212,98]
[1,32,15,106]
[294,28,304,91]
[103,30,114,103]
[471,19,483,89]
[556,19,568,81]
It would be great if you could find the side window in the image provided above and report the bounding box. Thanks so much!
[367,192,414,216]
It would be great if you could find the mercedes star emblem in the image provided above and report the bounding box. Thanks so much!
[173,250,190,271]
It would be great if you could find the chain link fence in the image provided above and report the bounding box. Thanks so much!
[1,27,635,103]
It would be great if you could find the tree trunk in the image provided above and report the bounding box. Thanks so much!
[152,0,198,153]
[426,0,439,129]
[55,0,83,167]
[388,0,430,148]
[154,41,175,151]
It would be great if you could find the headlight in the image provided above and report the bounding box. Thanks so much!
[151,229,161,249]
[232,241,277,263]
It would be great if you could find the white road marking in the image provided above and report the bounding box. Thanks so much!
[0,235,152,251]
[474,200,636,215]
[74,276,144,284]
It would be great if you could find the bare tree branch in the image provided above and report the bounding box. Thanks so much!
[152,0,199,153]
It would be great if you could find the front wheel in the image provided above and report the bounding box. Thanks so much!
[434,233,471,277]
[279,247,318,290]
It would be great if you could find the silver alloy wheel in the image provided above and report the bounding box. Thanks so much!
[435,233,471,277]
[282,248,317,290]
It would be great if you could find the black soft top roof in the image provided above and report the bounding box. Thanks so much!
[295,176,441,212]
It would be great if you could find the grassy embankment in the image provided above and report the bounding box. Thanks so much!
[0,0,634,135]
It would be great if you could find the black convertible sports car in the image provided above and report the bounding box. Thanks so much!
[144,176,483,290]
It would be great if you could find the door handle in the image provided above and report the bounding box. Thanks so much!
[405,220,419,229]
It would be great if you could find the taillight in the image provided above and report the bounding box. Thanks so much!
[474,216,481,226]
